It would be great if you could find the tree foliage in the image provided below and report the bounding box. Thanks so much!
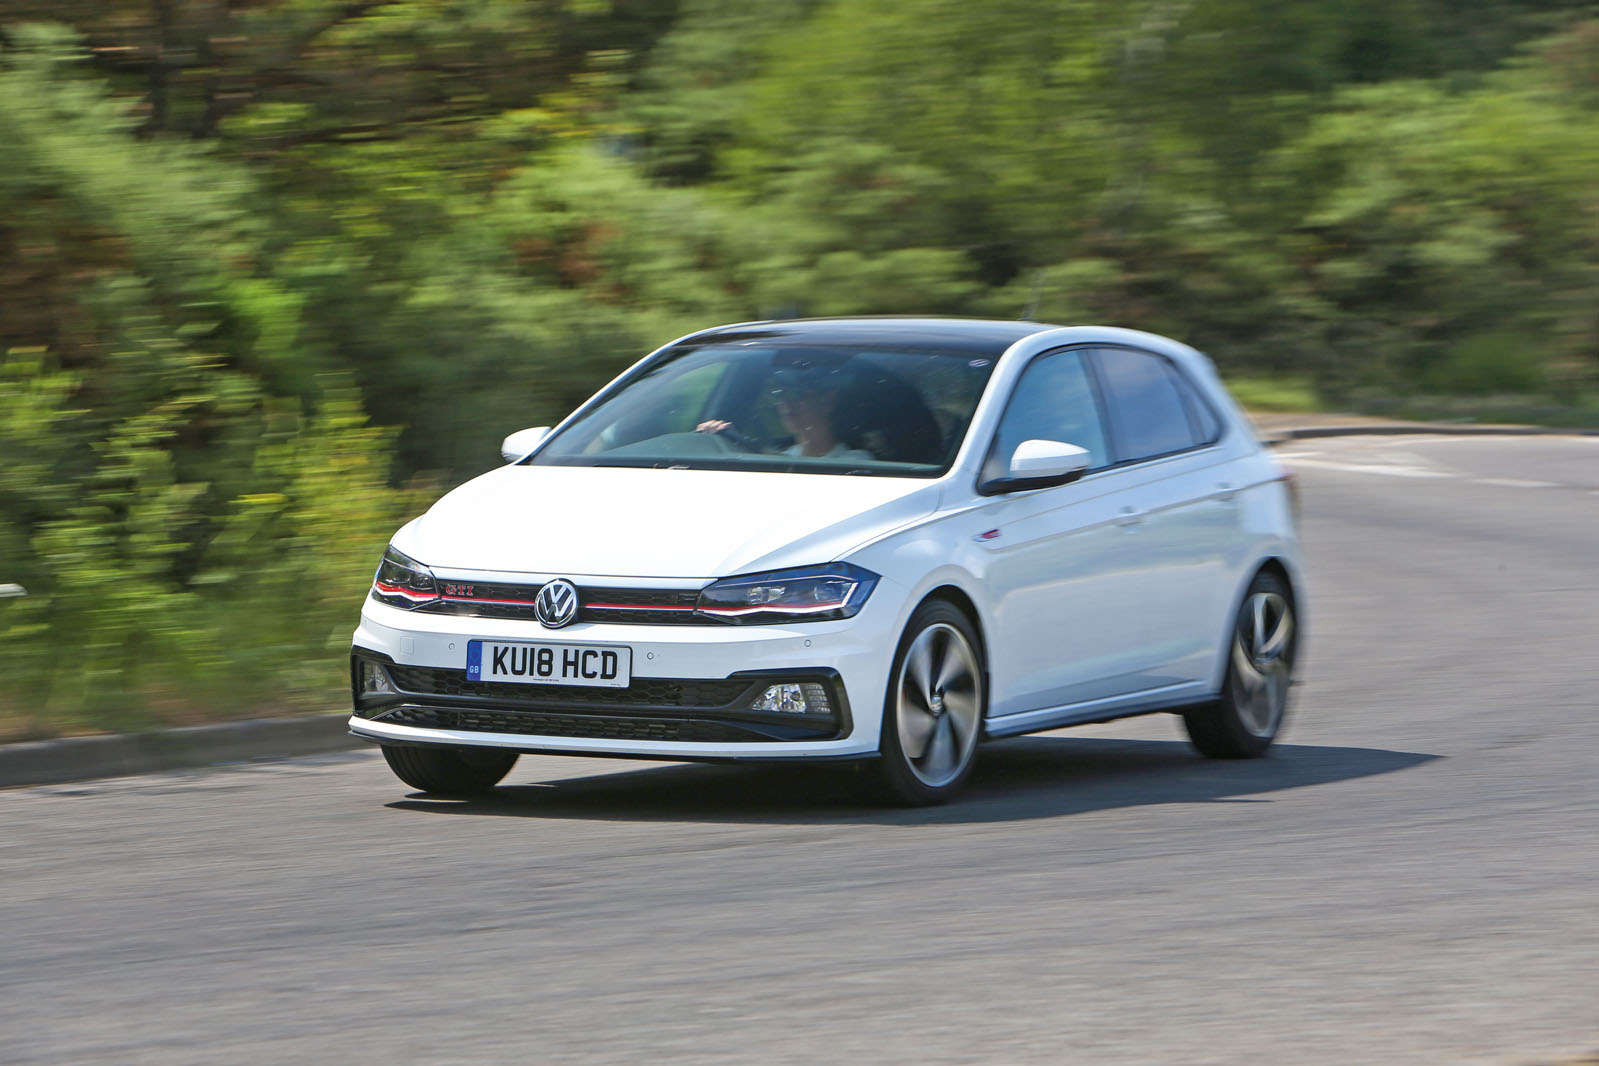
[0,25,414,736]
[1,1,1596,735]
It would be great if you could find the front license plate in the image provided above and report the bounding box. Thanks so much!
[466,640,632,688]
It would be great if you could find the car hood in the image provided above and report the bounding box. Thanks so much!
[395,465,942,579]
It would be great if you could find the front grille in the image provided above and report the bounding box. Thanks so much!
[587,588,701,608]
[414,583,716,625]
[385,664,750,710]
[578,607,707,625]
[378,705,766,743]
[579,588,709,626]
[420,600,542,622]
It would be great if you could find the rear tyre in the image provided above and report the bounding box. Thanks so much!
[381,744,518,794]
[1184,571,1296,758]
[870,600,985,806]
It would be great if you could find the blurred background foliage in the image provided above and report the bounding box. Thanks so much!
[2,0,1597,737]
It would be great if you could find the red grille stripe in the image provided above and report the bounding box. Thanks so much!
[587,603,696,611]
[374,581,437,601]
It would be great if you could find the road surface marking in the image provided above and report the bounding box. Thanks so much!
[1274,455,1453,478]
[1473,477,1560,489]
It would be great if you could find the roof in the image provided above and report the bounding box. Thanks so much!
[679,317,1057,357]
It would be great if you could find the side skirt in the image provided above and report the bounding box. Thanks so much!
[982,682,1214,739]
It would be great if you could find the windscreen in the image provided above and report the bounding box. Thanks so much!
[530,342,997,477]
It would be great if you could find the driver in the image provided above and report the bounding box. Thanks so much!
[696,360,872,461]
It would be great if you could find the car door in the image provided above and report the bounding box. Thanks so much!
[975,348,1153,721]
[1088,345,1238,690]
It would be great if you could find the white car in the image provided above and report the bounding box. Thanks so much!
[349,318,1301,804]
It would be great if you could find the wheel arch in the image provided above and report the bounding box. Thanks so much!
[1255,557,1298,615]
[1208,554,1303,691]
[914,583,988,663]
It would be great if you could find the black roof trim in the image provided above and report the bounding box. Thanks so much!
[677,317,1058,357]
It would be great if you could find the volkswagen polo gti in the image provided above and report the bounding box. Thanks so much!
[349,318,1302,804]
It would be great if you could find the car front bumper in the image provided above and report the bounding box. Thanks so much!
[347,592,900,761]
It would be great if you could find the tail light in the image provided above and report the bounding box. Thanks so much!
[1275,465,1301,525]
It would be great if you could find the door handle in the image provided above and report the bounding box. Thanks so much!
[1214,481,1237,503]
[1116,506,1144,528]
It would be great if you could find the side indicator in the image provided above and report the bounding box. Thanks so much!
[976,528,1002,542]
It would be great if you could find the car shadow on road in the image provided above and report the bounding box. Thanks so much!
[385,735,1440,826]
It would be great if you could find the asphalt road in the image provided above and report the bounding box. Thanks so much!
[3,435,1597,1066]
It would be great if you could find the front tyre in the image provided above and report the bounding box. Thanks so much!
[871,600,985,805]
[381,744,518,795]
[1184,571,1296,758]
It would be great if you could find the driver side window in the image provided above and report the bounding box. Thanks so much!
[983,349,1109,483]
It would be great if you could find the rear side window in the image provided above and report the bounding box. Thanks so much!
[1172,370,1224,443]
[1091,347,1202,462]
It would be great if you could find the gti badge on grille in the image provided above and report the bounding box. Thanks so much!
[535,578,579,628]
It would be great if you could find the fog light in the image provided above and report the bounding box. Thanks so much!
[360,660,396,696]
[750,682,831,715]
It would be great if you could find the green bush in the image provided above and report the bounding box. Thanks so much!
[0,29,414,739]
[4,5,1598,739]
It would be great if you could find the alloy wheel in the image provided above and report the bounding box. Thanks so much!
[895,622,983,788]
[1231,590,1293,737]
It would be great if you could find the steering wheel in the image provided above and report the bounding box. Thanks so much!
[700,425,767,453]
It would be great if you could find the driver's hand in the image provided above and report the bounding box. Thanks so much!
[696,420,732,434]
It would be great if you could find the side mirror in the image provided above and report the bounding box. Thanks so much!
[501,426,551,463]
[980,439,1092,495]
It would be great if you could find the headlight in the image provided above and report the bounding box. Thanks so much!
[696,563,879,624]
[370,546,440,609]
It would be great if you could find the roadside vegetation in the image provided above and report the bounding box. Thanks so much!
[2,0,1597,738]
